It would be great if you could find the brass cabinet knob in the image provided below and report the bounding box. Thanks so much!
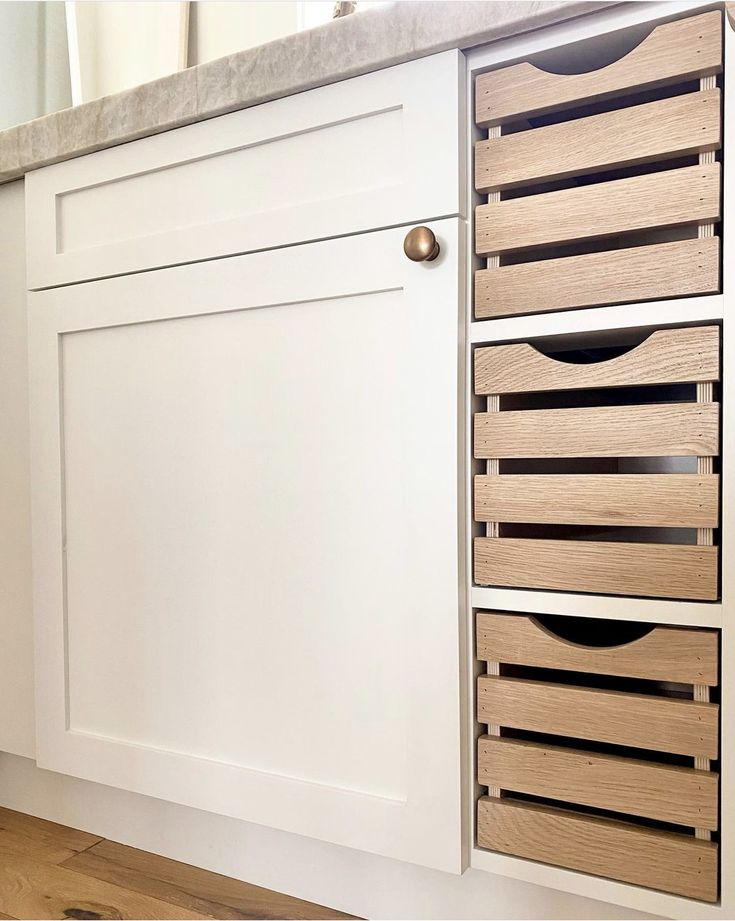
[404,226,440,262]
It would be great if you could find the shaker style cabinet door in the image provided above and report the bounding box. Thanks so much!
[28,219,464,872]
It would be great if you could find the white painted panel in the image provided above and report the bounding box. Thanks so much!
[26,50,462,288]
[58,109,401,254]
[29,219,464,872]
[62,291,410,798]
[0,180,35,759]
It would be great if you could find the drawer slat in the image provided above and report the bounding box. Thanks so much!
[477,797,718,902]
[474,537,719,600]
[478,736,719,830]
[474,403,719,458]
[474,238,720,319]
[476,674,719,758]
[476,613,718,685]
[475,11,723,127]
[476,163,720,257]
[474,474,719,528]
[474,327,719,395]
[475,89,721,193]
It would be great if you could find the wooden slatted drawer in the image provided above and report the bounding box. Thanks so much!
[475,13,722,128]
[473,11,723,319]
[473,325,721,601]
[475,612,719,901]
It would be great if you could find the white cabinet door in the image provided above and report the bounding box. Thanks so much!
[29,219,464,872]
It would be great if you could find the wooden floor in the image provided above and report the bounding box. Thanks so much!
[0,807,355,920]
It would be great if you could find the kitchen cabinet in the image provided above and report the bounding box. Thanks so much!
[17,2,735,917]
[28,219,465,873]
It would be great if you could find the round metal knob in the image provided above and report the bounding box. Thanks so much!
[403,226,440,262]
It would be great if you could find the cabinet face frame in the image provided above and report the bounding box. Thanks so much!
[28,220,466,874]
[25,50,462,290]
[465,2,733,918]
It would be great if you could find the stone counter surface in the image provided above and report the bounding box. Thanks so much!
[0,0,614,183]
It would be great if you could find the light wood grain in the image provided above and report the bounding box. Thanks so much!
[474,474,720,528]
[476,89,721,192]
[475,11,723,127]
[474,537,719,600]
[476,674,719,758]
[475,612,719,685]
[475,326,719,395]
[478,736,719,830]
[477,796,718,902]
[0,807,102,866]
[0,852,208,920]
[62,840,354,921]
[474,402,719,459]
[474,237,720,319]
[476,163,721,256]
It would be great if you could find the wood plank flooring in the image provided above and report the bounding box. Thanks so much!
[0,807,355,920]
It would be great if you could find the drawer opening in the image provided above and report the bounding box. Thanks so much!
[530,614,653,647]
[501,789,711,838]
[498,661,705,701]
[499,726,702,769]
[500,381,699,409]
[519,335,658,363]
[523,22,656,75]
[500,456,702,473]
[497,523,700,545]
[512,78,703,129]
[498,223,704,267]
[501,153,702,201]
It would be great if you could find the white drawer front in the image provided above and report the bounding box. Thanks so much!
[26,51,462,289]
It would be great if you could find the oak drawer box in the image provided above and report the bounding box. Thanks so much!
[26,51,461,289]
[473,11,723,319]
[473,325,721,601]
[475,612,720,902]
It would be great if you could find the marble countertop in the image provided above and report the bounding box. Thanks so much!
[0,0,615,183]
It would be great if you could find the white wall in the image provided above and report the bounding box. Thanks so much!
[188,2,390,66]
[71,1,186,101]
[189,0,300,64]
[0,2,71,130]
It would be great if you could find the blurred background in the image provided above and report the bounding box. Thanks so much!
[0,1,388,131]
